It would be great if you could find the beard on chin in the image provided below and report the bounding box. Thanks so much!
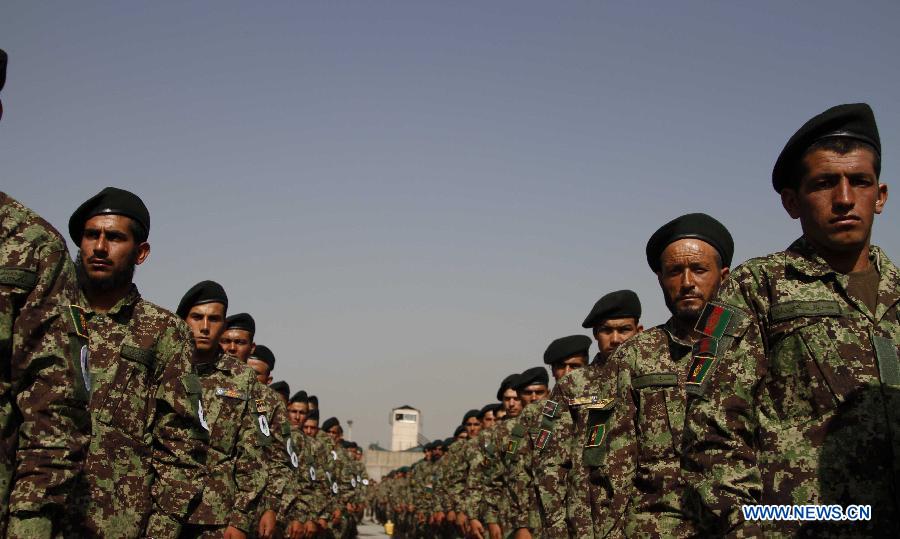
[665,295,705,326]
[75,249,136,292]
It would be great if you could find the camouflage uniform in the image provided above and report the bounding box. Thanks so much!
[533,400,573,538]
[548,354,621,538]
[184,352,266,536]
[0,193,90,537]
[253,385,296,533]
[70,284,208,538]
[607,319,697,537]
[286,426,331,527]
[683,238,900,536]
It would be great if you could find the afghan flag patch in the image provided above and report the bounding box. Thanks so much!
[696,304,732,339]
[686,353,716,386]
[535,428,551,450]
[692,336,718,358]
[505,438,520,454]
[541,399,559,419]
[69,305,88,338]
[585,423,606,447]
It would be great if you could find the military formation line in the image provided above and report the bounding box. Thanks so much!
[2,44,899,539]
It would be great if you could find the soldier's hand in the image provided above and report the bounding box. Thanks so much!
[286,520,303,539]
[488,522,502,539]
[456,511,469,534]
[433,511,446,525]
[331,509,342,525]
[447,510,457,523]
[304,520,320,538]
[257,510,276,539]
[469,518,486,539]
[512,528,533,539]
[224,525,248,539]
[318,518,329,530]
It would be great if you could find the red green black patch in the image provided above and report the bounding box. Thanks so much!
[535,429,551,449]
[542,400,559,418]
[69,305,88,339]
[585,424,606,447]
[697,304,732,339]
[686,355,716,385]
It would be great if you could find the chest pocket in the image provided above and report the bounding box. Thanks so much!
[632,373,681,463]
[581,398,616,468]
[765,300,846,424]
[96,342,156,440]
[213,386,249,451]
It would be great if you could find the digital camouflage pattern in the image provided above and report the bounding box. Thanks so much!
[0,193,90,538]
[533,395,573,538]
[69,284,209,538]
[683,238,900,537]
[500,399,552,536]
[548,353,621,539]
[187,352,266,533]
[608,319,696,537]
[284,426,330,526]
[254,385,295,529]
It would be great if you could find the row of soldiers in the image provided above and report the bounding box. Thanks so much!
[371,102,899,538]
[3,47,376,539]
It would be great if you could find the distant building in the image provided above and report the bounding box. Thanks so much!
[390,405,420,451]
[364,443,422,482]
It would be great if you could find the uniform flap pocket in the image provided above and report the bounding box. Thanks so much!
[874,335,900,386]
[0,267,38,289]
[632,373,678,389]
[121,344,155,368]
[771,300,842,323]
[181,373,202,395]
[510,423,526,438]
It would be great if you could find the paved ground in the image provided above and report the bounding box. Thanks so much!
[357,519,390,537]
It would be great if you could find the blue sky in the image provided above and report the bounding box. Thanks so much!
[3,1,899,446]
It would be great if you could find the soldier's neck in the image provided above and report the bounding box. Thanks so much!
[672,317,701,343]
[193,347,219,365]
[803,234,872,274]
[83,283,132,313]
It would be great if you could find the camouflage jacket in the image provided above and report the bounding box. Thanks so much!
[188,352,266,531]
[282,426,329,523]
[0,193,90,537]
[549,353,621,539]
[255,385,296,521]
[609,318,696,537]
[683,238,900,537]
[71,284,208,538]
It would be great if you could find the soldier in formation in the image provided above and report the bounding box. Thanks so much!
[1,48,897,538]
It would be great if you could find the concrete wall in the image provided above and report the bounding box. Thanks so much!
[364,449,423,482]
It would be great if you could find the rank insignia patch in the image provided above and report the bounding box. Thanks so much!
[542,400,559,418]
[256,399,268,414]
[585,424,606,447]
[69,305,88,338]
[216,387,247,400]
[535,428,551,450]
[696,304,733,339]
[258,414,270,437]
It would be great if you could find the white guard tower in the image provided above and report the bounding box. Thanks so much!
[390,405,420,451]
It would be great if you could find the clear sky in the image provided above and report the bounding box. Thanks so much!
[2,1,899,447]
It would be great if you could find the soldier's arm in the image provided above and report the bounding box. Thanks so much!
[145,321,209,535]
[505,413,538,532]
[228,378,270,532]
[682,267,765,534]
[260,398,295,519]
[8,245,90,533]
[482,427,510,525]
[534,397,573,538]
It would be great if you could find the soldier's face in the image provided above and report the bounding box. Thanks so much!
[782,148,886,257]
[327,427,342,443]
[185,302,226,355]
[594,317,642,360]
[518,384,548,405]
[481,411,496,429]
[657,239,728,324]
[246,358,273,385]
[551,355,587,381]
[464,417,482,437]
[220,329,254,361]
[303,419,319,437]
[288,401,309,427]
[78,214,150,290]
[502,388,523,417]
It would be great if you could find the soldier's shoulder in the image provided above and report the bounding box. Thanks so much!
[134,297,191,333]
[1,193,68,257]
[221,352,256,380]
[555,366,589,395]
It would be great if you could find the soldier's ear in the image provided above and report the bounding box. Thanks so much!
[636,324,644,333]
[781,188,801,219]
[135,242,151,265]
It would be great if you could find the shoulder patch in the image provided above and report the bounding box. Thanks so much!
[535,428,551,450]
[584,423,606,447]
[69,305,89,338]
[770,300,843,322]
[256,399,268,414]
[695,303,733,339]
[541,399,559,419]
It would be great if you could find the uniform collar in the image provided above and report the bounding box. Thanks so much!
[662,317,695,349]
[76,283,141,317]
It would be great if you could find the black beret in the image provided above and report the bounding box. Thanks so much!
[544,335,592,365]
[269,381,290,400]
[442,437,454,447]
[496,373,520,401]
[308,395,319,406]
[341,440,353,449]
[462,409,480,423]
[250,345,275,371]
[512,367,549,390]
[477,403,500,419]
[69,187,150,244]
[176,280,228,319]
[582,290,641,328]
[290,390,308,404]
[773,103,880,193]
[453,425,466,438]
[645,213,733,273]
[306,409,320,422]
[225,313,256,336]
[322,417,340,432]
[0,49,7,121]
